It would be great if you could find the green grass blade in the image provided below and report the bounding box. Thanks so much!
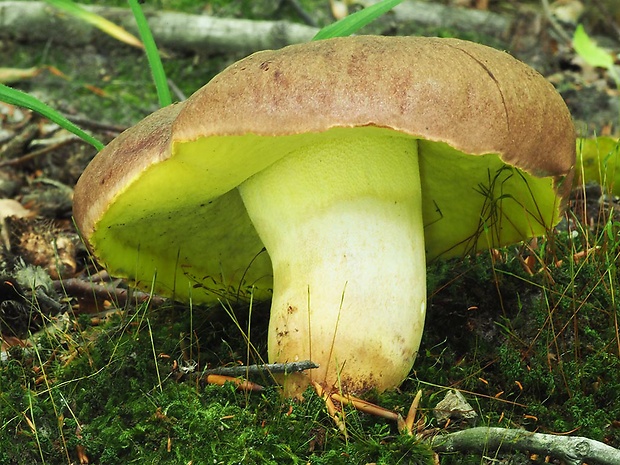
[573,24,615,70]
[128,0,172,108]
[45,0,143,49]
[0,83,104,151]
[312,0,403,41]
[573,24,620,91]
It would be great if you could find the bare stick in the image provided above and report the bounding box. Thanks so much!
[433,427,620,465]
[2,1,522,55]
[540,0,573,45]
[0,1,317,54]
[202,360,318,378]
[61,114,127,134]
[54,278,166,307]
[0,137,79,167]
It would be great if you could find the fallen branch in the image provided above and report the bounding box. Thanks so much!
[0,1,525,56]
[54,278,167,308]
[432,427,620,465]
[0,1,316,55]
[201,360,318,378]
[0,136,79,167]
[362,0,511,39]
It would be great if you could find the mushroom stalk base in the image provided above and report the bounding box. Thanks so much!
[238,127,426,397]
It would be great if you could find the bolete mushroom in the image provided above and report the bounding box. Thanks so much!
[73,36,575,397]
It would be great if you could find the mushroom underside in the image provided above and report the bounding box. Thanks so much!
[89,126,565,394]
[91,126,564,304]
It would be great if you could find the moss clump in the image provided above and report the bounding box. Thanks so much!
[420,225,620,454]
[0,305,437,464]
[2,213,619,464]
[2,227,620,463]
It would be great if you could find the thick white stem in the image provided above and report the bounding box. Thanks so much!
[238,127,426,396]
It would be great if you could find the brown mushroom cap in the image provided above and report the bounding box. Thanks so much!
[174,35,574,177]
[73,35,575,303]
[73,102,182,240]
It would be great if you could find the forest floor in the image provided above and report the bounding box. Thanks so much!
[1,1,620,464]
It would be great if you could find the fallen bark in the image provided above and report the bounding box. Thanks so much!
[0,0,518,55]
[432,427,620,465]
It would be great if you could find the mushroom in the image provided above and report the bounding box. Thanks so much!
[73,36,575,397]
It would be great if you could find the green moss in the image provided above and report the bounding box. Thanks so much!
[2,226,620,463]
[420,226,620,455]
[2,1,619,460]
[0,304,438,464]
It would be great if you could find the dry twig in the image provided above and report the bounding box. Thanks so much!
[201,360,318,378]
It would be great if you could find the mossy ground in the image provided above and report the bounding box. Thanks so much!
[0,300,436,464]
[2,218,619,464]
[2,0,620,463]
[422,216,620,462]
